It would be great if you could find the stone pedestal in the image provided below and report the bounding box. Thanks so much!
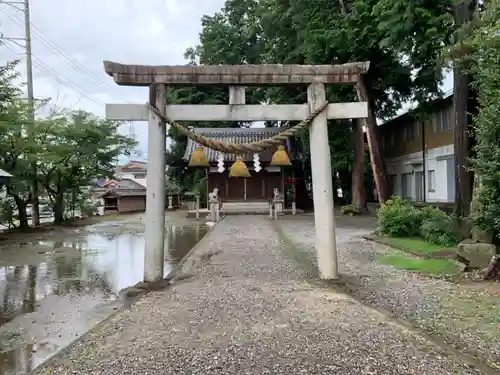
[209,199,220,222]
[272,199,284,220]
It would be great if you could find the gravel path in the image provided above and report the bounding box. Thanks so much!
[35,216,486,374]
[275,215,500,371]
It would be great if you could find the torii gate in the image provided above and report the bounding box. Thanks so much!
[103,61,369,282]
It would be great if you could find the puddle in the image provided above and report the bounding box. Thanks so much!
[0,215,208,374]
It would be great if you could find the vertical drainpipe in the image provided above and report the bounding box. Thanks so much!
[421,120,426,203]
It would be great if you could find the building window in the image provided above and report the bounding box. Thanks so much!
[428,170,436,192]
[402,173,412,200]
[435,107,452,132]
[133,173,146,179]
[405,122,418,142]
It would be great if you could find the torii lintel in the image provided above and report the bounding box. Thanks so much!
[103,61,370,87]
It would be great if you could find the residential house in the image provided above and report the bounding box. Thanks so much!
[115,160,148,188]
[379,93,455,203]
[93,179,147,214]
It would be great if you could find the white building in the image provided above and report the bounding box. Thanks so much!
[380,93,455,203]
[115,160,148,188]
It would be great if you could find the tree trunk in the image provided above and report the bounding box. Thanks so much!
[12,195,29,230]
[357,80,391,203]
[453,0,477,236]
[337,0,390,203]
[31,178,40,227]
[351,118,366,209]
[484,255,500,280]
[53,193,65,225]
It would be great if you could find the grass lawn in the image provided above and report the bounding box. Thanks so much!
[381,236,450,255]
[379,254,460,275]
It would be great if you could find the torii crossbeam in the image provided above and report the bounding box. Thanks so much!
[103,61,370,282]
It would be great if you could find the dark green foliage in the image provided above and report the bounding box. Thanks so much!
[466,0,500,238]
[377,198,457,246]
[419,206,458,246]
[0,47,137,227]
[340,204,362,216]
[172,0,448,195]
[377,197,422,237]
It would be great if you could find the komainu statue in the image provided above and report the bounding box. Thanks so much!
[208,188,219,202]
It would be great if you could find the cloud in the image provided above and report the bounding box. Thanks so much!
[0,0,225,160]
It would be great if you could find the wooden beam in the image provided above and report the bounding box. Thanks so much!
[103,61,370,86]
[105,102,368,122]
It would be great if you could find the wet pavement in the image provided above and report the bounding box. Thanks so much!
[32,216,487,375]
[0,213,208,375]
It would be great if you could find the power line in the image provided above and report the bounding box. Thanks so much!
[1,3,141,155]
[0,7,130,103]
[3,41,106,106]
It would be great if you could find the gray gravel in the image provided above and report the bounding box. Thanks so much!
[35,216,486,374]
[276,215,500,370]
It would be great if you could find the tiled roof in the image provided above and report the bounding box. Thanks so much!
[117,160,148,172]
[93,179,146,198]
[182,127,295,163]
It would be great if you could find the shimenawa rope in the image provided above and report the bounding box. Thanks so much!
[148,101,329,154]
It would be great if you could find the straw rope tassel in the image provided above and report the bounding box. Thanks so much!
[188,146,209,167]
[229,156,250,178]
[271,145,292,166]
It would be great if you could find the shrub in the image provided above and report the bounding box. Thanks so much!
[340,203,361,216]
[420,214,457,247]
[377,196,421,237]
[418,205,449,223]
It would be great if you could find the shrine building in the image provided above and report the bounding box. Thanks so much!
[182,127,298,202]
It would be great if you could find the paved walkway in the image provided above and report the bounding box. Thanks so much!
[35,216,485,374]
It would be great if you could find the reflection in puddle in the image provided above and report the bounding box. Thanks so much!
[0,220,207,375]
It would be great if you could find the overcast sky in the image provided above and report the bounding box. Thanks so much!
[1,0,452,163]
[0,0,226,161]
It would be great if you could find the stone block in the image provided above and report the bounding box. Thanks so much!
[471,226,493,244]
[457,240,497,269]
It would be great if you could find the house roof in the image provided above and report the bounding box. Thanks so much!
[98,189,146,198]
[94,178,146,198]
[0,169,12,178]
[116,160,148,174]
[121,160,147,169]
[379,91,453,129]
[182,127,295,163]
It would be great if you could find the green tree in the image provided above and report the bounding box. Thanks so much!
[0,99,37,229]
[38,110,136,224]
[465,0,500,237]
[0,59,21,112]
[374,0,482,221]
[168,1,265,192]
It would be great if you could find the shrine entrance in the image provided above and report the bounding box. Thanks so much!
[103,61,369,282]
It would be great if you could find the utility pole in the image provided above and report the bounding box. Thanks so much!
[23,0,39,226]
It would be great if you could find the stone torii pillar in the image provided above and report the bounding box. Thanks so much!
[144,84,167,282]
[103,61,369,281]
